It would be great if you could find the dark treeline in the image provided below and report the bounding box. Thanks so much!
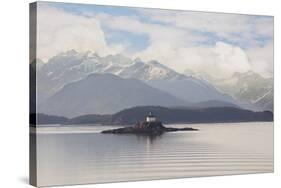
[30,106,273,126]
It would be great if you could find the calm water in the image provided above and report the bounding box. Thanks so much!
[32,122,273,187]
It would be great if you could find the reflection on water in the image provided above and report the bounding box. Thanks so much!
[32,122,273,187]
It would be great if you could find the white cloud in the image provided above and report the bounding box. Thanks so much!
[246,42,273,78]
[134,40,272,80]
[134,41,253,80]
[94,10,273,79]
[95,13,204,47]
[137,9,273,46]
[37,5,124,61]
[36,4,273,79]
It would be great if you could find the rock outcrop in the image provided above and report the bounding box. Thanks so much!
[101,121,198,135]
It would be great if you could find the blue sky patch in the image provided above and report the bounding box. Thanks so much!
[103,26,150,53]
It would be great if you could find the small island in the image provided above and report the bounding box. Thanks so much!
[101,112,198,135]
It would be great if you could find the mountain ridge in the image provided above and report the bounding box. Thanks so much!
[36,50,186,99]
[32,105,273,125]
[38,73,188,118]
[66,106,273,125]
[34,51,243,110]
[183,69,273,111]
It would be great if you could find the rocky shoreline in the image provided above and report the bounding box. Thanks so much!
[101,121,198,135]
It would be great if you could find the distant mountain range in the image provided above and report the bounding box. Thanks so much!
[35,50,185,102]
[34,50,244,115]
[38,73,187,117]
[38,73,243,118]
[33,50,273,117]
[147,79,237,104]
[184,69,273,111]
[34,106,273,125]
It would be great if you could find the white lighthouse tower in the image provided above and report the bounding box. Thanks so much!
[146,112,157,122]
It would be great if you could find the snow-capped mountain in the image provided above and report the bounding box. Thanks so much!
[44,49,185,81]
[34,50,243,111]
[214,71,273,104]
[36,50,185,100]
[253,89,273,111]
[183,69,273,111]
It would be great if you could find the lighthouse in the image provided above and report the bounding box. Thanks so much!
[146,112,157,122]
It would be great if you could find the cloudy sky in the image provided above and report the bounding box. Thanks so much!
[36,2,273,79]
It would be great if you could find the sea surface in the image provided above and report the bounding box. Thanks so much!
[31,122,273,187]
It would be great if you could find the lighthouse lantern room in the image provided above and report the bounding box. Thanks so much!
[146,112,157,122]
